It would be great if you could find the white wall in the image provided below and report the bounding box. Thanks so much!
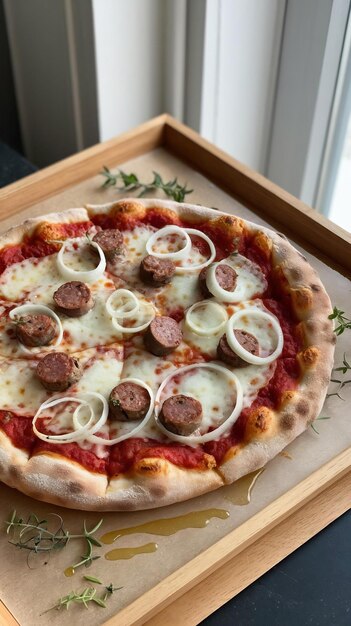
[186,0,285,172]
[92,0,165,142]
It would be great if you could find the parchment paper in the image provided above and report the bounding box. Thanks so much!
[0,148,350,626]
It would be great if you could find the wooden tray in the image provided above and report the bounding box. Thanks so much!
[0,115,350,626]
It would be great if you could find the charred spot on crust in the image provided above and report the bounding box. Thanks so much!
[300,346,319,367]
[280,413,295,431]
[296,400,309,416]
[135,459,164,475]
[310,283,321,292]
[290,267,303,281]
[203,453,217,470]
[69,481,83,494]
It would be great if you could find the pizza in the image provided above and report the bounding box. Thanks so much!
[0,199,335,510]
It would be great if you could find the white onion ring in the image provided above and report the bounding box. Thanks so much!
[226,309,284,365]
[33,396,95,443]
[87,378,155,445]
[9,304,63,353]
[185,301,228,336]
[146,225,191,260]
[106,289,140,320]
[57,238,106,283]
[175,228,216,273]
[154,362,243,444]
[111,302,155,334]
[72,391,109,436]
[206,262,238,302]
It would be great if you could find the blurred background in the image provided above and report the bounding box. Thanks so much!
[1,0,350,231]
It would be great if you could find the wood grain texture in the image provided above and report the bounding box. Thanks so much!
[0,114,167,217]
[163,117,351,274]
[0,602,18,626]
[102,449,351,626]
[146,470,351,626]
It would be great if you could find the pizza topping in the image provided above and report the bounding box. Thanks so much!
[144,316,182,356]
[154,363,243,444]
[111,301,155,334]
[53,281,94,317]
[211,254,267,301]
[92,228,124,260]
[36,352,82,391]
[105,288,140,319]
[33,391,108,443]
[88,378,155,445]
[109,381,151,421]
[159,394,203,436]
[15,314,56,348]
[175,228,216,273]
[226,308,283,365]
[57,238,106,283]
[185,301,228,336]
[146,225,192,260]
[140,255,176,285]
[199,263,237,298]
[217,332,259,368]
[9,304,63,351]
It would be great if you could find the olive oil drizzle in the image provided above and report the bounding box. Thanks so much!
[105,542,158,561]
[225,469,264,505]
[101,508,229,545]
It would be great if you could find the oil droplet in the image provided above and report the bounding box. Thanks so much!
[280,451,293,460]
[64,566,75,577]
[101,508,229,544]
[225,469,264,506]
[105,542,158,561]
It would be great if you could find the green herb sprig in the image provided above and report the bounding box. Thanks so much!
[329,307,351,335]
[43,582,122,613]
[310,415,331,435]
[100,167,193,203]
[5,511,103,572]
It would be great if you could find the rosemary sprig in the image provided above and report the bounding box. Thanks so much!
[43,586,106,613]
[100,166,193,203]
[5,511,103,571]
[43,582,122,613]
[311,416,331,435]
[328,307,351,335]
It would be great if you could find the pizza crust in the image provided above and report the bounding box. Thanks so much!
[0,199,335,510]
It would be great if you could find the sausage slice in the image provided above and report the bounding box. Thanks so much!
[36,352,82,391]
[199,263,237,298]
[144,316,182,356]
[15,314,56,347]
[92,229,123,260]
[217,331,259,367]
[140,255,175,286]
[159,394,203,436]
[109,382,150,421]
[53,281,94,317]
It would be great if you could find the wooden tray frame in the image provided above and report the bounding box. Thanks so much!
[0,115,350,626]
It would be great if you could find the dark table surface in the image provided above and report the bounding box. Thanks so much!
[1,142,350,626]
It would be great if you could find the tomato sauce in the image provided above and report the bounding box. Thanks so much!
[0,206,302,475]
[0,221,92,276]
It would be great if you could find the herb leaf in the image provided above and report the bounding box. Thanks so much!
[328,307,351,335]
[310,415,331,435]
[100,167,193,203]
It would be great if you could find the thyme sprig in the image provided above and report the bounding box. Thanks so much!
[326,353,351,400]
[100,166,193,203]
[5,511,103,571]
[311,415,331,435]
[328,307,351,335]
